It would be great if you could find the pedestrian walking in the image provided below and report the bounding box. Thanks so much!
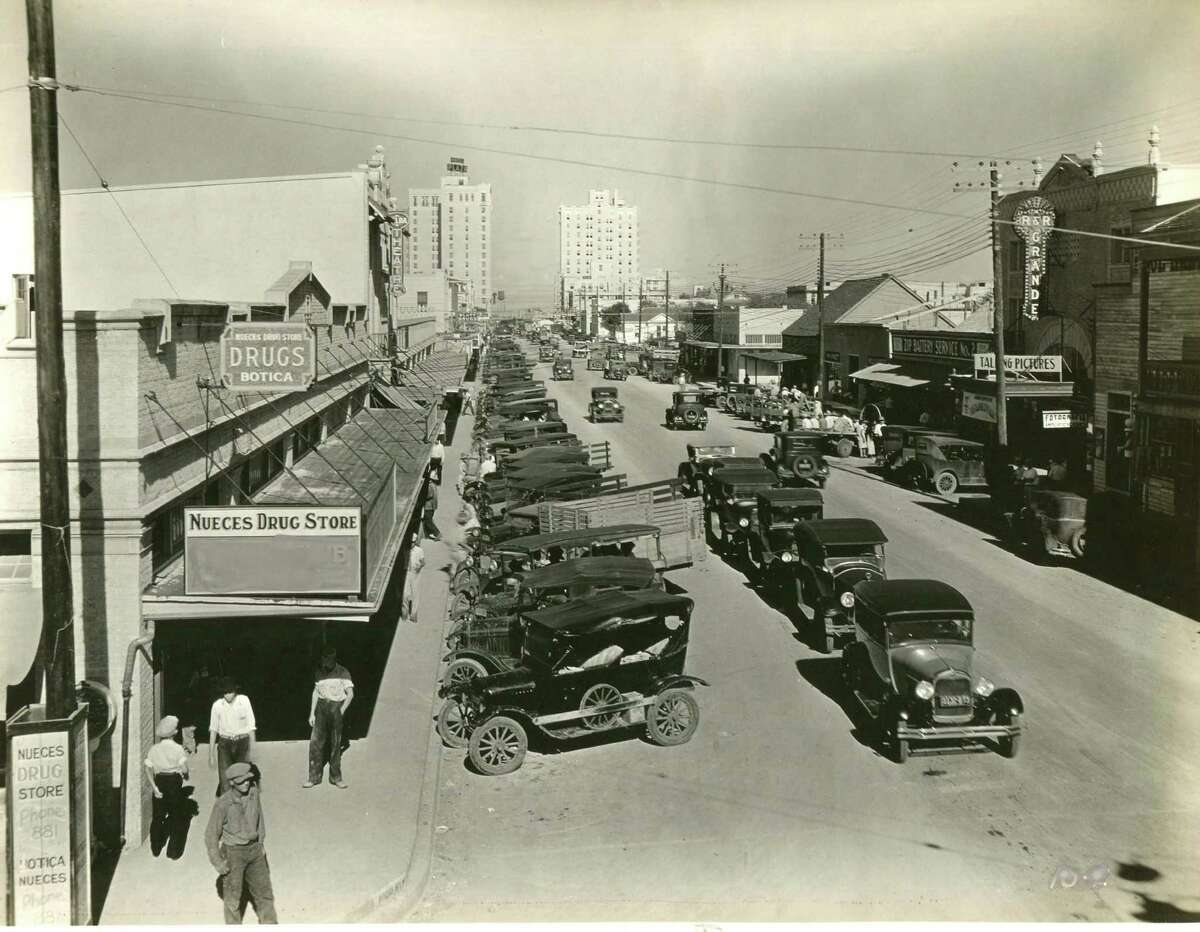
[144,715,191,859]
[209,678,256,797]
[402,534,426,624]
[206,762,278,925]
[429,435,446,484]
[462,386,474,414]
[422,481,441,540]
[455,452,471,497]
[305,647,354,789]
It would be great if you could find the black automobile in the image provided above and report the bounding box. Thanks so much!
[841,579,1023,762]
[677,442,753,499]
[589,386,625,423]
[745,488,825,589]
[665,391,709,430]
[793,519,887,653]
[603,359,628,381]
[552,358,575,381]
[766,431,831,488]
[704,465,781,558]
[436,590,707,774]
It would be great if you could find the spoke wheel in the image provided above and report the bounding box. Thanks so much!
[436,698,471,748]
[445,657,487,688]
[468,716,528,775]
[934,470,959,497]
[580,683,625,730]
[646,688,700,746]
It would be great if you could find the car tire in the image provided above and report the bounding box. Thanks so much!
[436,698,471,749]
[580,683,625,730]
[684,409,700,425]
[934,470,959,497]
[835,438,855,458]
[792,455,818,480]
[1068,528,1086,559]
[646,688,700,746]
[444,657,487,688]
[468,715,528,775]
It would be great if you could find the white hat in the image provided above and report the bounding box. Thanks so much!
[156,715,179,739]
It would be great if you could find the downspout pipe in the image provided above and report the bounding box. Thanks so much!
[119,623,155,847]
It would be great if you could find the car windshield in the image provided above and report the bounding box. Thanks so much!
[887,617,972,645]
[823,544,882,559]
[677,394,702,404]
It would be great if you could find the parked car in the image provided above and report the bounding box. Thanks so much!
[436,590,707,773]
[1013,488,1087,560]
[905,434,988,496]
[766,431,831,488]
[552,358,575,381]
[442,556,663,684]
[587,350,607,370]
[572,341,589,358]
[677,442,745,498]
[745,488,825,589]
[665,390,709,430]
[840,579,1023,762]
[716,382,757,414]
[604,360,628,381]
[587,386,624,423]
[793,518,888,653]
[749,397,789,431]
[496,398,560,422]
[705,465,781,557]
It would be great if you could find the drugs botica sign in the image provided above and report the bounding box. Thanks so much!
[219,322,316,394]
[184,506,362,596]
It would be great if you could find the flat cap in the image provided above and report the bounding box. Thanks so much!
[225,762,253,784]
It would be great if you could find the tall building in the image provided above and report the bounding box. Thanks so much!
[559,189,640,318]
[406,157,492,312]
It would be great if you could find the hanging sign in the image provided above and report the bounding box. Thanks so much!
[219,323,316,394]
[973,353,1062,375]
[1043,410,1073,429]
[962,391,997,423]
[1012,196,1056,322]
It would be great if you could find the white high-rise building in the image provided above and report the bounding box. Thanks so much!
[559,190,640,311]
[407,157,492,312]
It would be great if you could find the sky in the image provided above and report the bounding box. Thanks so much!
[2,0,1200,307]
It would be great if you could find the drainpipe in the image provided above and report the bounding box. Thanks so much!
[119,623,155,846]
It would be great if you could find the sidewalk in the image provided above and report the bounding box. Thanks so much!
[98,396,477,925]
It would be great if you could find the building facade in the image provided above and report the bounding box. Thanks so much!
[559,189,640,313]
[407,156,493,313]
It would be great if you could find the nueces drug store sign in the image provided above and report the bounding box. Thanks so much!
[1011,196,1056,321]
[219,322,316,394]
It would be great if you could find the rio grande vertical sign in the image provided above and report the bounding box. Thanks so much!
[1012,196,1056,321]
[220,322,316,393]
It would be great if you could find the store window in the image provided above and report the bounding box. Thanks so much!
[0,529,33,582]
[11,274,35,341]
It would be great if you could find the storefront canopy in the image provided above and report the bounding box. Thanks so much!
[742,350,806,363]
[849,362,930,389]
[954,376,1075,399]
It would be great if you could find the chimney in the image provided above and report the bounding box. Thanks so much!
[1148,125,1161,166]
[1092,141,1104,177]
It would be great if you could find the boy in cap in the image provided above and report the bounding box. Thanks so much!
[144,715,190,858]
[206,762,277,924]
[209,677,256,796]
[305,647,354,789]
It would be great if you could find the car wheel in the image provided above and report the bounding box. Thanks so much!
[684,409,700,425]
[1069,528,1086,559]
[792,455,817,480]
[580,683,625,730]
[436,698,471,749]
[934,470,959,497]
[444,657,487,688]
[998,711,1021,759]
[835,438,855,458]
[468,715,528,775]
[645,688,700,746]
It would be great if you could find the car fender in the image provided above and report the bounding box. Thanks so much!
[989,687,1023,717]
[442,647,508,675]
[652,673,710,692]
[478,704,540,733]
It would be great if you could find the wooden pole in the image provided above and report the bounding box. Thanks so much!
[991,163,1009,446]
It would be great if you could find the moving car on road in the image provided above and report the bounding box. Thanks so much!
[840,579,1023,762]
[705,465,781,558]
[765,431,831,489]
[603,359,628,381]
[572,341,589,358]
[589,386,626,423]
[665,390,709,430]
[587,348,607,370]
[749,396,789,431]
[539,344,557,362]
[436,590,706,773]
[552,358,575,381]
[677,442,755,499]
[793,518,887,654]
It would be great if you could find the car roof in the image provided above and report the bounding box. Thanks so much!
[687,442,736,455]
[758,488,825,507]
[591,386,618,395]
[795,518,888,545]
[522,556,657,591]
[853,579,973,618]
[500,523,660,554]
[526,589,693,633]
[504,447,587,464]
[711,466,778,486]
[499,398,554,409]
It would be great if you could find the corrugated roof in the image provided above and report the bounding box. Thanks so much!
[782,277,889,336]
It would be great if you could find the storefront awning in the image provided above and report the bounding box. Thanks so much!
[954,376,1075,399]
[742,350,806,363]
[850,362,930,389]
[372,383,430,410]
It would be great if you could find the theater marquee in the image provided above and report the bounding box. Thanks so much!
[184,506,363,596]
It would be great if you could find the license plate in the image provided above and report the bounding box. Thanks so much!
[938,694,971,707]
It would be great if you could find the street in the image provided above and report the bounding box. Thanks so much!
[409,353,1200,922]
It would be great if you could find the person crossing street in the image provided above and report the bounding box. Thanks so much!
[206,762,278,924]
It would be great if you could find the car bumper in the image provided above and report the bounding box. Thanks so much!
[896,722,1021,742]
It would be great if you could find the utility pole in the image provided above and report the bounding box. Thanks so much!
[27,0,77,718]
[664,269,670,342]
[715,263,727,380]
[989,162,1009,447]
[637,280,643,345]
[817,234,826,401]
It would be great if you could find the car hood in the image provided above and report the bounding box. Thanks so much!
[829,561,885,591]
[890,643,973,685]
[766,526,797,551]
[475,667,538,700]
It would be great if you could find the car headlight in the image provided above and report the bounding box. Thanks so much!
[915,680,935,700]
[725,496,735,505]
[974,677,995,697]
[738,517,750,528]
[780,551,794,562]
[839,592,855,609]
[464,556,474,566]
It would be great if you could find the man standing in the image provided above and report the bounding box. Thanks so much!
[144,715,190,858]
[402,534,426,624]
[422,480,441,540]
[305,648,354,789]
[461,386,475,414]
[479,453,497,479]
[206,762,278,924]
[430,435,446,484]
[209,677,256,796]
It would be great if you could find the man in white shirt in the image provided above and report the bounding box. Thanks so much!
[144,715,190,858]
[209,677,256,796]
[402,535,426,624]
[430,435,446,484]
[479,454,498,479]
[305,648,354,789]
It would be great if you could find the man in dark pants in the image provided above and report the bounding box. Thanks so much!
[206,762,277,924]
[305,647,354,789]
[209,677,256,796]
[422,480,441,540]
[144,715,190,858]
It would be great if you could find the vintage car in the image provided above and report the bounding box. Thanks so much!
[665,391,709,430]
[552,358,575,381]
[485,430,580,458]
[571,341,589,358]
[589,386,626,423]
[468,465,606,517]
[606,344,626,361]
[648,356,679,383]
[676,443,763,500]
[840,579,1023,762]
[693,381,721,407]
[879,426,949,480]
[705,465,781,556]
[749,397,789,431]
[443,556,664,683]
[485,366,533,386]
[496,398,560,422]
[436,590,706,773]
[1013,488,1087,560]
[714,382,757,415]
[793,518,887,653]
[587,349,607,371]
[745,488,825,587]
[538,344,557,362]
[902,434,988,496]
[766,431,831,488]
[603,359,628,381]
[498,445,591,472]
